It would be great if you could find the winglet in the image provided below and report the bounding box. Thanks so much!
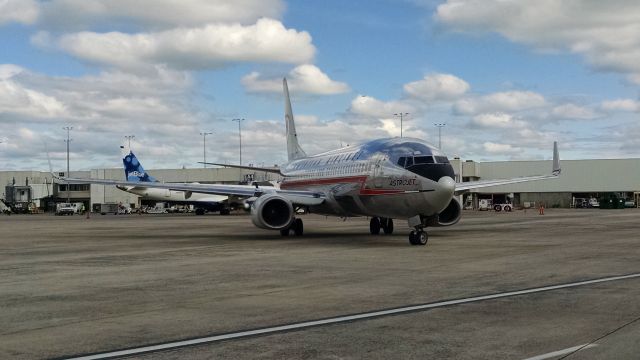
[552,141,561,176]
[283,78,307,161]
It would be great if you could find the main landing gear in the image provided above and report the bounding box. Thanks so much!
[369,217,394,235]
[280,218,304,236]
[370,216,427,245]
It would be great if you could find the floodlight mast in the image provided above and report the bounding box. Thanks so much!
[393,112,409,138]
[63,126,73,202]
[434,123,446,149]
[200,132,213,168]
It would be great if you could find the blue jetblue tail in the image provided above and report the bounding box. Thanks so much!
[123,151,157,182]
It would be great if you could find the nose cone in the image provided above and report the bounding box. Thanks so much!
[437,176,456,196]
[422,176,456,213]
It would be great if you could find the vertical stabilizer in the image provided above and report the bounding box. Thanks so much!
[123,152,157,182]
[284,78,307,161]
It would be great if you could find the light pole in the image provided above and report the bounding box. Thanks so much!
[200,132,213,168]
[63,126,73,202]
[434,123,446,149]
[232,118,245,166]
[393,112,409,138]
[124,135,135,150]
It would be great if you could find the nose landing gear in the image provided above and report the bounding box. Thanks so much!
[409,230,428,245]
[407,214,429,245]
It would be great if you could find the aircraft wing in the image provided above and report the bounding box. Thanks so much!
[198,162,282,175]
[60,176,325,206]
[455,141,561,194]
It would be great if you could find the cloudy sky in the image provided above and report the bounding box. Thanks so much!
[1,0,639,171]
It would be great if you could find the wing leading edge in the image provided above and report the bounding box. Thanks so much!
[455,142,561,193]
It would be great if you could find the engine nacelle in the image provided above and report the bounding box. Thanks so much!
[250,194,294,230]
[434,197,462,226]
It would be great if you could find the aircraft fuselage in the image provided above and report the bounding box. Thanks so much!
[279,137,455,219]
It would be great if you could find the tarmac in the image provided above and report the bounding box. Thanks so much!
[1,208,639,359]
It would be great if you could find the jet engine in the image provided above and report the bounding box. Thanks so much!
[435,197,462,226]
[250,194,294,230]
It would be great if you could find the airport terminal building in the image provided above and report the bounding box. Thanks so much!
[2,157,639,212]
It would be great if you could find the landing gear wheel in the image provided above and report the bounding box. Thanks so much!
[293,218,304,236]
[382,218,394,235]
[220,208,231,215]
[195,208,205,215]
[369,217,381,235]
[280,218,304,237]
[409,231,417,245]
[409,230,428,246]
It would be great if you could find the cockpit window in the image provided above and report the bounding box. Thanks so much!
[399,156,435,168]
[414,156,434,165]
[397,156,417,168]
[435,156,449,164]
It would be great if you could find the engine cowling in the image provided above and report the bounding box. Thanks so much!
[435,197,462,226]
[250,194,294,230]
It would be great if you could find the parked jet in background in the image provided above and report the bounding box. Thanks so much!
[117,151,229,215]
[61,78,560,246]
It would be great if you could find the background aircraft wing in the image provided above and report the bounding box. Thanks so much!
[455,141,561,194]
[198,162,282,174]
[60,177,325,206]
[455,174,558,193]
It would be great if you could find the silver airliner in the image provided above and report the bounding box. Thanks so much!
[61,79,560,246]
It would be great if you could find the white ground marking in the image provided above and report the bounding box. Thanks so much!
[66,272,640,360]
[522,343,598,360]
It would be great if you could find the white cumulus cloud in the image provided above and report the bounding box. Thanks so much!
[470,112,526,128]
[0,73,67,119]
[436,0,640,84]
[49,18,315,71]
[242,64,349,95]
[403,73,470,101]
[454,90,546,115]
[550,103,599,120]
[349,95,415,119]
[483,142,521,155]
[0,0,38,25]
[601,99,640,112]
[32,0,284,30]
